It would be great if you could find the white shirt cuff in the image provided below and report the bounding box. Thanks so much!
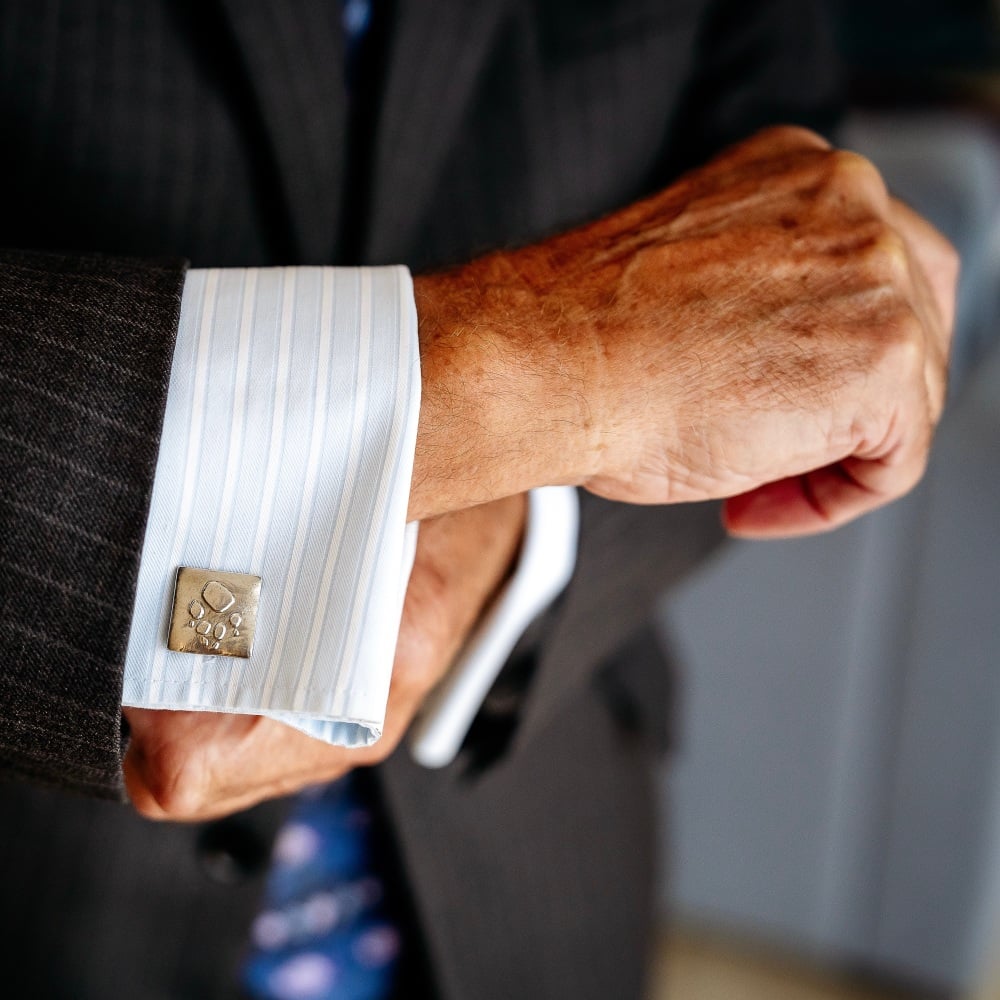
[122,266,420,748]
[409,485,579,768]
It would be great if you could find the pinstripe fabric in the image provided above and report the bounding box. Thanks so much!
[122,266,420,746]
[1,1,281,267]
[214,0,348,263]
[0,249,186,798]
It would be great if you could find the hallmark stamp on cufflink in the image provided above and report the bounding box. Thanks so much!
[167,567,261,658]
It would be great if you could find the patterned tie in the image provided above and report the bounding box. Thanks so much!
[242,4,400,997]
[241,775,400,1000]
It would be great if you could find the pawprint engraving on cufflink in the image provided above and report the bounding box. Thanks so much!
[167,567,262,659]
[186,581,244,651]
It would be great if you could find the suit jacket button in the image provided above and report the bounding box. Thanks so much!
[196,818,270,884]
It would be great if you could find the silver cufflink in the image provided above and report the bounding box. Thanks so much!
[167,567,261,658]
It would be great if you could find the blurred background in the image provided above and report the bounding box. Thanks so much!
[650,2,1000,998]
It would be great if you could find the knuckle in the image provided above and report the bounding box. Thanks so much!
[830,148,880,183]
[828,150,889,206]
[756,124,832,152]
[924,342,950,422]
[865,227,910,286]
[723,125,832,170]
[939,237,961,283]
[927,376,948,424]
[940,233,960,268]
[140,750,209,819]
[880,310,926,376]
[131,800,166,821]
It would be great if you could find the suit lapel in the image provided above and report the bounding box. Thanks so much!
[215,0,347,263]
[364,0,512,263]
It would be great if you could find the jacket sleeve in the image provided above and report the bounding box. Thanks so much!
[0,249,187,799]
[663,0,844,175]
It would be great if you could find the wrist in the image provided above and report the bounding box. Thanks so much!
[409,254,594,520]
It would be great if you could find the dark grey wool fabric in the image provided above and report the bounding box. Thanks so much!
[0,250,186,797]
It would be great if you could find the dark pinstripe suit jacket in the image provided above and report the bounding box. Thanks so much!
[0,1,839,996]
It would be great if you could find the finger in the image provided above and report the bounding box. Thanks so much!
[123,747,174,820]
[723,447,927,539]
[889,197,959,343]
[124,710,357,821]
[722,471,875,538]
[888,201,957,421]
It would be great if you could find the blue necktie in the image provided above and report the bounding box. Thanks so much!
[241,775,400,1000]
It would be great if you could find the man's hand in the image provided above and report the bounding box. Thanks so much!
[124,494,526,821]
[410,126,958,536]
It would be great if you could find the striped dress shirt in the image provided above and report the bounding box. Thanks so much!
[122,266,419,746]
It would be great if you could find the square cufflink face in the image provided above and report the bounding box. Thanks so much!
[167,567,261,658]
